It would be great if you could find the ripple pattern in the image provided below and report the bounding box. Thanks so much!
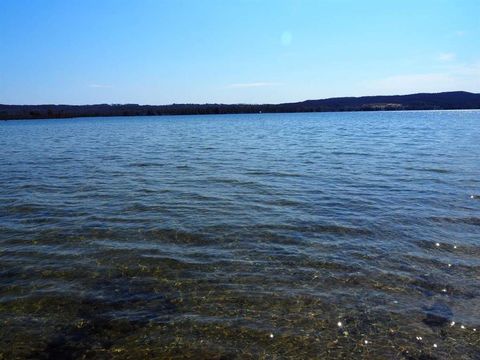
[1,111,480,359]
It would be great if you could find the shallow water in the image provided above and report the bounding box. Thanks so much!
[0,111,479,359]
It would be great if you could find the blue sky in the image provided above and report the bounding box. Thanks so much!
[1,0,479,105]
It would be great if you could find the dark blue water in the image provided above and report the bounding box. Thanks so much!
[1,111,479,359]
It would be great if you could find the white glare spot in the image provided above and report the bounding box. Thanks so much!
[461,325,466,329]
[364,340,369,344]
[473,328,477,332]
[471,195,474,199]
[281,31,293,46]
[337,321,343,327]
[454,245,457,249]
[269,333,274,338]
[442,289,447,293]
[450,321,455,327]
[433,344,438,348]
[448,264,452,267]
[435,242,440,247]
[416,336,423,341]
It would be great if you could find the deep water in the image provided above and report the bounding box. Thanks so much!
[1,111,479,359]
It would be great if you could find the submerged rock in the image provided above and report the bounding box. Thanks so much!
[422,302,453,327]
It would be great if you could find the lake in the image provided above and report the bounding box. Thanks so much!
[0,111,479,359]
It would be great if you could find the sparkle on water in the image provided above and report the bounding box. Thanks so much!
[0,111,479,359]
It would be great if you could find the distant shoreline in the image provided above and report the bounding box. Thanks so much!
[2,108,480,123]
[1,91,479,121]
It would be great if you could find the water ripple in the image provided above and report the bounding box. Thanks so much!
[1,111,480,358]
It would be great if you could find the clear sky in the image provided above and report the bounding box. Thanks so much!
[1,0,479,105]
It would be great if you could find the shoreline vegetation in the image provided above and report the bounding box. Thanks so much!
[1,91,479,121]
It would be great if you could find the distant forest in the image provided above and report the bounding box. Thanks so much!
[1,91,480,120]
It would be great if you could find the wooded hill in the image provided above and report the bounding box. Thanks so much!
[1,91,479,120]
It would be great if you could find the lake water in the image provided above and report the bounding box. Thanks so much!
[1,111,479,359]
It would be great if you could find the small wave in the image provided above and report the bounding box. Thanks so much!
[429,216,480,226]
[405,167,451,174]
[244,170,302,178]
[308,224,373,236]
[2,203,44,214]
[255,223,374,236]
[263,198,304,206]
[206,176,266,189]
[122,202,171,212]
[128,162,164,168]
[330,151,372,156]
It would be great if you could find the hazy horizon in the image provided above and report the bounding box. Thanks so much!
[1,0,479,105]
